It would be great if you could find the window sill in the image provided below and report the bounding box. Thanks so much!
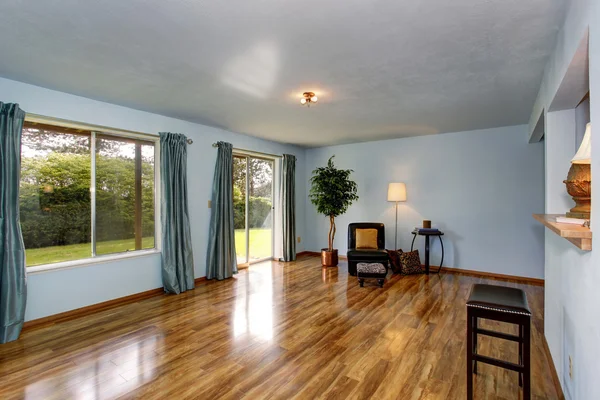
[26,249,161,275]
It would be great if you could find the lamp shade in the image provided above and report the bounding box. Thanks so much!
[572,122,591,164]
[387,183,407,202]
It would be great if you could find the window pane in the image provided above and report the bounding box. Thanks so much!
[141,143,155,250]
[20,124,92,266]
[96,136,155,256]
[233,156,247,264]
[248,158,273,262]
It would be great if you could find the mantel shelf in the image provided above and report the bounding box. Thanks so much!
[533,214,592,251]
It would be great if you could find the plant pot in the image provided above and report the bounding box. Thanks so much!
[321,249,338,267]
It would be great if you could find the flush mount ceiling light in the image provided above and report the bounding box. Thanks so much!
[300,92,318,106]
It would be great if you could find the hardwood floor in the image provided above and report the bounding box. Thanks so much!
[0,256,558,399]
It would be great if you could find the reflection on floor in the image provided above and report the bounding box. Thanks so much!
[0,256,558,399]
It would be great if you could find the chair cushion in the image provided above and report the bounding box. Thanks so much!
[399,250,423,275]
[467,284,531,315]
[355,228,378,249]
[357,262,387,274]
[347,249,389,261]
[348,223,385,250]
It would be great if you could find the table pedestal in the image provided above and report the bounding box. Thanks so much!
[411,230,444,274]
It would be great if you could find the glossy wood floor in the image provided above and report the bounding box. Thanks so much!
[0,256,558,399]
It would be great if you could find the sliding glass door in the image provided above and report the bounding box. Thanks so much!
[233,155,274,266]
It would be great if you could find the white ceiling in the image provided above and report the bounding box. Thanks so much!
[0,0,566,147]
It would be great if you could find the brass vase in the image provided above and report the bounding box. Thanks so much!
[321,249,338,267]
[564,163,591,219]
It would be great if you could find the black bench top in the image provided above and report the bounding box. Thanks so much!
[467,284,531,315]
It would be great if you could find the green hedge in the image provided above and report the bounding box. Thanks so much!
[234,196,272,229]
[20,153,154,249]
[19,151,271,249]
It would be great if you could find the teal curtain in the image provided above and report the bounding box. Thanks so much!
[159,132,195,294]
[281,154,296,261]
[206,141,237,280]
[0,103,27,343]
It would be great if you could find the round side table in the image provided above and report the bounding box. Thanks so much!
[411,229,444,274]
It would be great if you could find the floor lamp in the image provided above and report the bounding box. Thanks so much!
[387,183,407,250]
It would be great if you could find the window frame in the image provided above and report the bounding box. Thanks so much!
[22,115,162,274]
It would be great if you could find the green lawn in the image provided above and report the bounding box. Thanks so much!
[25,228,272,267]
[25,237,155,267]
[235,228,272,262]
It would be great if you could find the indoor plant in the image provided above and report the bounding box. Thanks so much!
[309,156,359,267]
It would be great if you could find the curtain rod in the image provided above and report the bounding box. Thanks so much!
[212,143,281,158]
[25,113,193,144]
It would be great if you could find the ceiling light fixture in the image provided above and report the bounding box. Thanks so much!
[300,92,318,106]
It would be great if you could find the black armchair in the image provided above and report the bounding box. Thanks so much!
[347,223,389,276]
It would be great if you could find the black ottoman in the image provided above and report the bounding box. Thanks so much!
[357,262,387,287]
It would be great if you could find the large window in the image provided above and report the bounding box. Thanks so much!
[20,122,158,267]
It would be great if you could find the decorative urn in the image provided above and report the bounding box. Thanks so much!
[564,163,591,219]
[564,122,592,219]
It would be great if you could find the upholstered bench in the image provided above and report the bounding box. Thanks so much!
[466,284,531,399]
[356,262,387,287]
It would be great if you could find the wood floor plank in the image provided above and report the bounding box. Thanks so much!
[0,256,559,399]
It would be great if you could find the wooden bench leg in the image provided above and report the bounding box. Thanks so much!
[523,318,531,399]
[473,316,478,374]
[467,308,474,400]
[519,323,524,387]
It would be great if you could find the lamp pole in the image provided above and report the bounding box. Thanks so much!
[387,182,406,251]
[394,201,399,250]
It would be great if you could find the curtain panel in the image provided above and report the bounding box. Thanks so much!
[206,141,237,280]
[159,132,195,294]
[281,154,296,262]
[0,103,27,343]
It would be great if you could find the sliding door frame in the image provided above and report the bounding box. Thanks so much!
[233,151,277,266]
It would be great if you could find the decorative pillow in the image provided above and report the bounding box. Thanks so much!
[355,228,378,249]
[386,249,403,274]
[399,250,423,275]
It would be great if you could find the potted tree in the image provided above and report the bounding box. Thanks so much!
[309,156,359,267]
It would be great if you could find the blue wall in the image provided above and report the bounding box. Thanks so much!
[0,76,547,321]
[0,77,307,321]
[305,125,546,278]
